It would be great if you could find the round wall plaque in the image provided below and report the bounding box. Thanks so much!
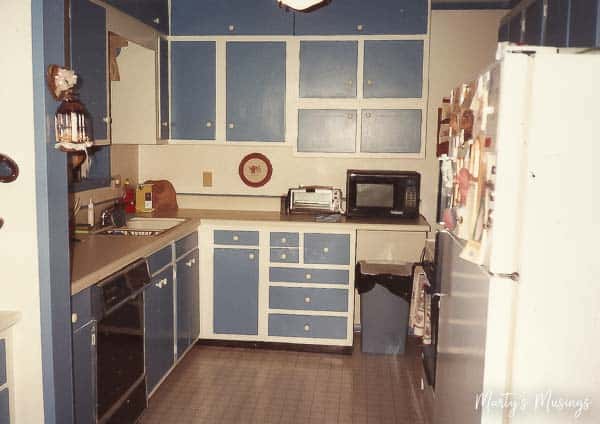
[238,153,273,188]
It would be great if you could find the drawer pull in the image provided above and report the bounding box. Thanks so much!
[232,235,239,241]
[305,273,312,280]
[304,297,311,304]
[281,237,287,244]
[357,24,364,31]
[155,278,168,288]
[304,324,311,332]
[228,24,235,32]
[249,253,255,260]
[280,253,287,260]
[186,258,196,267]
[323,247,329,253]
[71,313,78,324]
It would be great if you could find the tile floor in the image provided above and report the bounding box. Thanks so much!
[139,337,429,424]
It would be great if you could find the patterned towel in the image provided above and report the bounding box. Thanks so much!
[409,266,432,345]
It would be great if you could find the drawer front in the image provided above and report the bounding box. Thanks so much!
[270,248,299,264]
[0,339,5,386]
[269,267,349,285]
[71,287,92,332]
[269,287,348,312]
[304,233,350,265]
[175,231,199,258]
[147,244,173,275]
[270,232,299,247]
[214,230,259,246]
[268,314,347,340]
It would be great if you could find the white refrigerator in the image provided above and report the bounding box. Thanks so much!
[433,46,600,424]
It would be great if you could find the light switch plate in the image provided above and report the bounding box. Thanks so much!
[203,171,213,187]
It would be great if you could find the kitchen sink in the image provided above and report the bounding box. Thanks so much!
[98,217,186,236]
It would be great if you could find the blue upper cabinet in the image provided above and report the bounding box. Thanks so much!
[172,0,294,35]
[569,0,600,47]
[158,38,169,140]
[524,0,545,45]
[299,41,358,98]
[298,109,356,153]
[361,109,422,154]
[545,0,570,47]
[226,42,286,142]
[71,0,107,141]
[294,0,428,35]
[364,40,424,98]
[104,0,169,33]
[171,41,216,140]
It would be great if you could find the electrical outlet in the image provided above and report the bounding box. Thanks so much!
[202,171,213,187]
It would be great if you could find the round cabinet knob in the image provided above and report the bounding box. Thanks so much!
[367,80,374,86]
[365,112,372,119]
[228,24,235,32]
[281,237,287,244]
[233,235,239,241]
[71,313,78,324]
[206,121,213,128]
[323,247,329,253]
[280,253,287,260]
[153,17,160,24]
[304,297,311,304]
[346,80,353,86]
[304,324,311,332]
[357,24,364,31]
[347,113,354,120]
[228,123,235,129]
[102,116,110,123]
[305,273,312,280]
[249,253,255,260]
[161,122,168,127]
[161,278,168,287]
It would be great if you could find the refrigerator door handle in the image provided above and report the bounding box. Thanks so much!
[432,293,448,298]
[484,269,520,282]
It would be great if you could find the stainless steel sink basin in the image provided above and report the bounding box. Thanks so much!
[97,217,186,236]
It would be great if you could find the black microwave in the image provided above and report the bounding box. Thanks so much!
[346,170,420,219]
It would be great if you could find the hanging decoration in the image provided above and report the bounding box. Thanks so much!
[239,153,273,188]
[46,65,94,155]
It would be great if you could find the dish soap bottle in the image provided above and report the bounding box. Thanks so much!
[87,198,95,227]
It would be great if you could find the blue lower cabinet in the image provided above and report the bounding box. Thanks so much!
[269,267,349,285]
[363,40,424,98]
[361,109,422,154]
[299,41,358,98]
[213,248,259,335]
[158,38,169,140]
[147,244,173,276]
[269,287,348,312]
[70,0,107,141]
[176,249,199,358]
[304,233,350,265]
[171,42,216,140]
[72,321,97,424]
[145,267,175,394]
[226,42,286,142]
[294,0,428,35]
[298,109,357,153]
[0,339,5,386]
[268,314,347,340]
[545,0,570,47]
[524,0,545,45]
[270,248,299,264]
[0,388,9,424]
[569,0,600,47]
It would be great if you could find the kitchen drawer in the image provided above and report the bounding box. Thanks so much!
[71,287,93,332]
[270,232,299,247]
[268,314,347,340]
[0,339,5,386]
[175,231,198,258]
[304,233,350,265]
[269,287,348,312]
[214,230,259,246]
[270,248,299,264]
[147,244,173,275]
[269,267,349,285]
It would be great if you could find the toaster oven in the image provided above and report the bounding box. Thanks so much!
[285,186,343,214]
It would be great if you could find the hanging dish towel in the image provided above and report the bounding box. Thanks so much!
[409,265,432,345]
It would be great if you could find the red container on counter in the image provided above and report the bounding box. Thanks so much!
[122,180,136,213]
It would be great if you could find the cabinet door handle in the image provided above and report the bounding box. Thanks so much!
[356,24,364,31]
[367,79,374,86]
[71,313,78,324]
[281,237,287,244]
[280,253,287,260]
[153,17,160,24]
[161,121,168,127]
[248,253,255,260]
[233,234,240,241]
[305,273,312,280]
[228,24,235,32]
[303,324,311,332]
[322,247,329,253]
[304,297,311,304]
[228,122,235,129]
[206,121,213,128]
[156,278,168,288]
[186,259,194,267]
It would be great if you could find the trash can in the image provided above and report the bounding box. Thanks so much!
[356,261,414,355]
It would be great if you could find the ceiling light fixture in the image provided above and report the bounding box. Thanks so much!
[278,0,325,11]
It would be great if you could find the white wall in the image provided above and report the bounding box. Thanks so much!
[0,1,46,422]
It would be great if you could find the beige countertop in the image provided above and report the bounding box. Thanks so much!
[71,209,430,295]
[0,311,21,333]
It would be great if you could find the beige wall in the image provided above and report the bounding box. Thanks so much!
[133,10,505,224]
[0,1,46,422]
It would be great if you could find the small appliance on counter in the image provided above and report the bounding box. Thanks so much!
[135,183,154,213]
[284,186,343,215]
[346,170,421,219]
